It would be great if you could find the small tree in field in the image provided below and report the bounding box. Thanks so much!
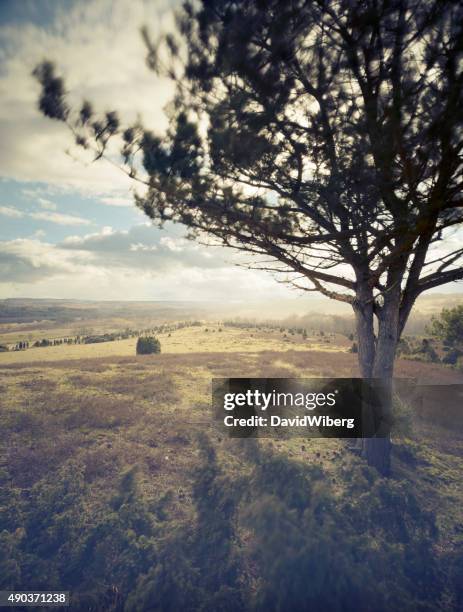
[34,0,463,473]
[429,305,463,347]
[136,336,161,355]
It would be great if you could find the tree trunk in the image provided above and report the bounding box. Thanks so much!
[353,293,375,378]
[361,376,393,475]
[354,295,399,476]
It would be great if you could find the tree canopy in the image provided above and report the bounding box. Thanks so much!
[33,0,463,322]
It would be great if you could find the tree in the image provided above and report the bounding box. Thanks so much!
[33,0,463,474]
[136,336,161,355]
[428,305,463,347]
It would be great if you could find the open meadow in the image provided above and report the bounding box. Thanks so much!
[1,316,463,610]
[0,325,350,365]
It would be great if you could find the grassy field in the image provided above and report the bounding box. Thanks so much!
[1,324,462,609]
[0,325,350,364]
[1,326,462,502]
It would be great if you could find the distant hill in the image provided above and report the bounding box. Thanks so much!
[1,293,462,328]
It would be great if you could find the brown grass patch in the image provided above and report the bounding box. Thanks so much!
[18,377,58,392]
[6,435,79,486]
[63,394,145,429]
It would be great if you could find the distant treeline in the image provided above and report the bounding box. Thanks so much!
[223,316,353,336]
[3,321,203,352]
[224,310,436,337]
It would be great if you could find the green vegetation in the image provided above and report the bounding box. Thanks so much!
[443,348,463,366]
[136,336,161,355]
[397,304,463,368]
[1,343,462,609]
[429,305,463,347]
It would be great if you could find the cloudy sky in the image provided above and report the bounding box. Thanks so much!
[0,0,461,303]
[0,0,297,302]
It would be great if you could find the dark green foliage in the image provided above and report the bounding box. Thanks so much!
[83,333,119,344]
[419,339,440,363]
[136,336,161,355]
[442,348,463,365]
[397,338,411,356]
[429,306,463,347]
[240,450,442,612]
[449,543,463,612]
[0,431,448,610]
[126,434,243,612]
[32,61,69,121]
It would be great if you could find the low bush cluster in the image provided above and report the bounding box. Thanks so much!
[0,435,453,611]
[136,336,161,355]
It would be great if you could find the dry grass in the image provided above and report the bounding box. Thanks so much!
[1,326,462,519]
[0,326,350,365]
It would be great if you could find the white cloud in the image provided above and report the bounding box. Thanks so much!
[130,242,158,252]
[62,225,118,246]
[160,236,187,252]
[30,211,91,226]
[99,196,132,207]
[0,0,177,198]
[0,238,93,282]
[38,198,57,210]
[58,224,224,270]
[0,227,291,301]
[0,205,25,218]
[0,202,91,225]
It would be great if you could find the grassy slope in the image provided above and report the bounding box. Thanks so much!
[1,326,462,605]
[0,326,349,364]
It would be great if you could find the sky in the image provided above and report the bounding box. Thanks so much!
[0,0,296,302]
[0,0,461,303]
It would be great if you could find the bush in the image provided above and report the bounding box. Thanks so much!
[242,451,441,612]
[0,432,446,611]
[407,338,440,363]
[136,336,161,355]
[428,305,463,346]
[350,342,358,353]
[397,338,411,356]
[442,348,463,365]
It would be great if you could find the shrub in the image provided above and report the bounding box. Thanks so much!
[428,305,463,347]
[136,336,161,355]
[243,452,441,612]
[350,342,358,353]
[397,338,411,356]
[442,348,463,365]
